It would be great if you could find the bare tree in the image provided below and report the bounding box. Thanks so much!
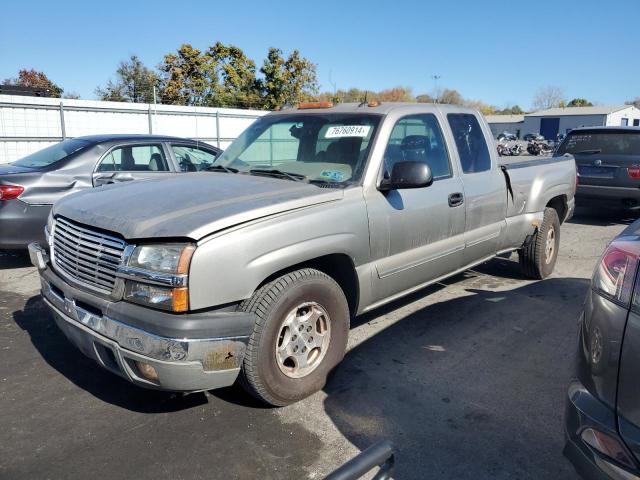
[532,86,565,110]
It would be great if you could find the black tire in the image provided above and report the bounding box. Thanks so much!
[519,207,560,279]
[238,268,349,406]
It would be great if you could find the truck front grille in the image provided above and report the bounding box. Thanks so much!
[52,216,125,292]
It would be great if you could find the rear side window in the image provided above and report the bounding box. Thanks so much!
[594,240,639,306]
[447,113,491,173]
[171,144,219,172]
[558,131,640,156]
[97,144,169,172]
[10,139,90,169]
[384,114,451,179]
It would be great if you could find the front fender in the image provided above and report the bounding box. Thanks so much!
[188,189,370,310]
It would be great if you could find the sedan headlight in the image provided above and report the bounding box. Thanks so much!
[121,243,195,312]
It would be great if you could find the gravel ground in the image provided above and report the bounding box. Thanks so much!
[0,206,635,480]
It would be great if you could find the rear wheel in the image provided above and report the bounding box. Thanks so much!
[519,207,560,279]
[238,268,349,406]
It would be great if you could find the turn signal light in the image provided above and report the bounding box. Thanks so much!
[297,101,334,109]
[0,185,24,200]
[581,428,636,469]
[627,167,640,179]
[135,361,159,382]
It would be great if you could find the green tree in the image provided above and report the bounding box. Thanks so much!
[260,48,318,109]
[438,88,464,105]
[207,42,261,108]
[3,69,63,97]
[96,55,159,103]
[567,98,593,107]
[158,44,217,106]
[416,93,435,103]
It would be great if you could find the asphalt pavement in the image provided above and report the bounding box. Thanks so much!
[0,206,635,480]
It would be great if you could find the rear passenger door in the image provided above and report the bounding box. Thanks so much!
[446,113,507,265]
[93,143,174,186]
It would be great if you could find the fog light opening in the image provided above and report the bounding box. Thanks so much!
[135,361,159,382]
[581,428,636,469]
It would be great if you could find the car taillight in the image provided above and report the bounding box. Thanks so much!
[0,185,24,200]
[627,167,640,179]
[593,240,640,305]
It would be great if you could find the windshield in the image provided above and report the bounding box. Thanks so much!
[11,139,90,168]
[213,113,382,184]
[558,130,640,156]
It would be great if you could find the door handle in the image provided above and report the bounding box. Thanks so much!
[448,192,464,207]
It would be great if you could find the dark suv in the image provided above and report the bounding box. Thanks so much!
[565,220,640,479]
[557,127,640,210]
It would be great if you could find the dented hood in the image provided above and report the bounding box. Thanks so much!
[53,173,343,240]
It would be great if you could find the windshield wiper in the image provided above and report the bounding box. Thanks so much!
[249,169,307,182]
[308,179,348,188]
[206,165,239,173]
[574,149,602,155]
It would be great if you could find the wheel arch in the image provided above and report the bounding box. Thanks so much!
[546,194,568,224]
[256,253,359,318]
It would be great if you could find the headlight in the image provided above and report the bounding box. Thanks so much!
[121,243,195,312]
[129,244,194,274]
[124,282,189,312]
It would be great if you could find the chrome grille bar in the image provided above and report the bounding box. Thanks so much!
[52,216,126,292]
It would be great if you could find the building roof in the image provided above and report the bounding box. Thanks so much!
[526,105,633,117]
[484,114,524,124]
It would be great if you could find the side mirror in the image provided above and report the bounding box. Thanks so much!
[379,161,433,191]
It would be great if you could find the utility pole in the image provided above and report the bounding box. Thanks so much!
[431,74,441,103]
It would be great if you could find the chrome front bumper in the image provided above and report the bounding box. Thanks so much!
[29,242,250,392]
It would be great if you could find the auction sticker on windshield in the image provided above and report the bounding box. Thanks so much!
[325,125,371,138]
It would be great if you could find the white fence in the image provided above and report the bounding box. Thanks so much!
[0,95,267,164]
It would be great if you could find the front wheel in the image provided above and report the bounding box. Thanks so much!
[519,207,561,279]
[238,268,349,406]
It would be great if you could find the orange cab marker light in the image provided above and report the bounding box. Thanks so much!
[298,102,334,109]
[368,100,380,107]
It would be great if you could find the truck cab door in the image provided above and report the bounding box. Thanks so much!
[93,143,174,186]
[446,113,507,266]
[365,113,466,303]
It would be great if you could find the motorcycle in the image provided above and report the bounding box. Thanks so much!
[527,140,554,156]
[498,142,523,156]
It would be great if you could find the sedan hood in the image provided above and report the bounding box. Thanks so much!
[53,173,343,240]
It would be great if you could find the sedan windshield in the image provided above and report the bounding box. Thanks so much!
[558,130,640,156]
[212,113,382,184]
[11,138,90,168]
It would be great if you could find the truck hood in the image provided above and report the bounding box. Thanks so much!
[53,173,344,240]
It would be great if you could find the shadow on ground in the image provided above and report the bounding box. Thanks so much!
[11,293,210,413]
[568,205,639,227]
[323,270,587,479]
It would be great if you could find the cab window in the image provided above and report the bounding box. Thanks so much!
[447,113,491,173]
[97,144,169,172]
[384,114,451,179]
[171,144,219,172]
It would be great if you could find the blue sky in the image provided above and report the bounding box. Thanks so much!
[1,0,637,109]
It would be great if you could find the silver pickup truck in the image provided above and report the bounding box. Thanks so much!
[29,102,576,405]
